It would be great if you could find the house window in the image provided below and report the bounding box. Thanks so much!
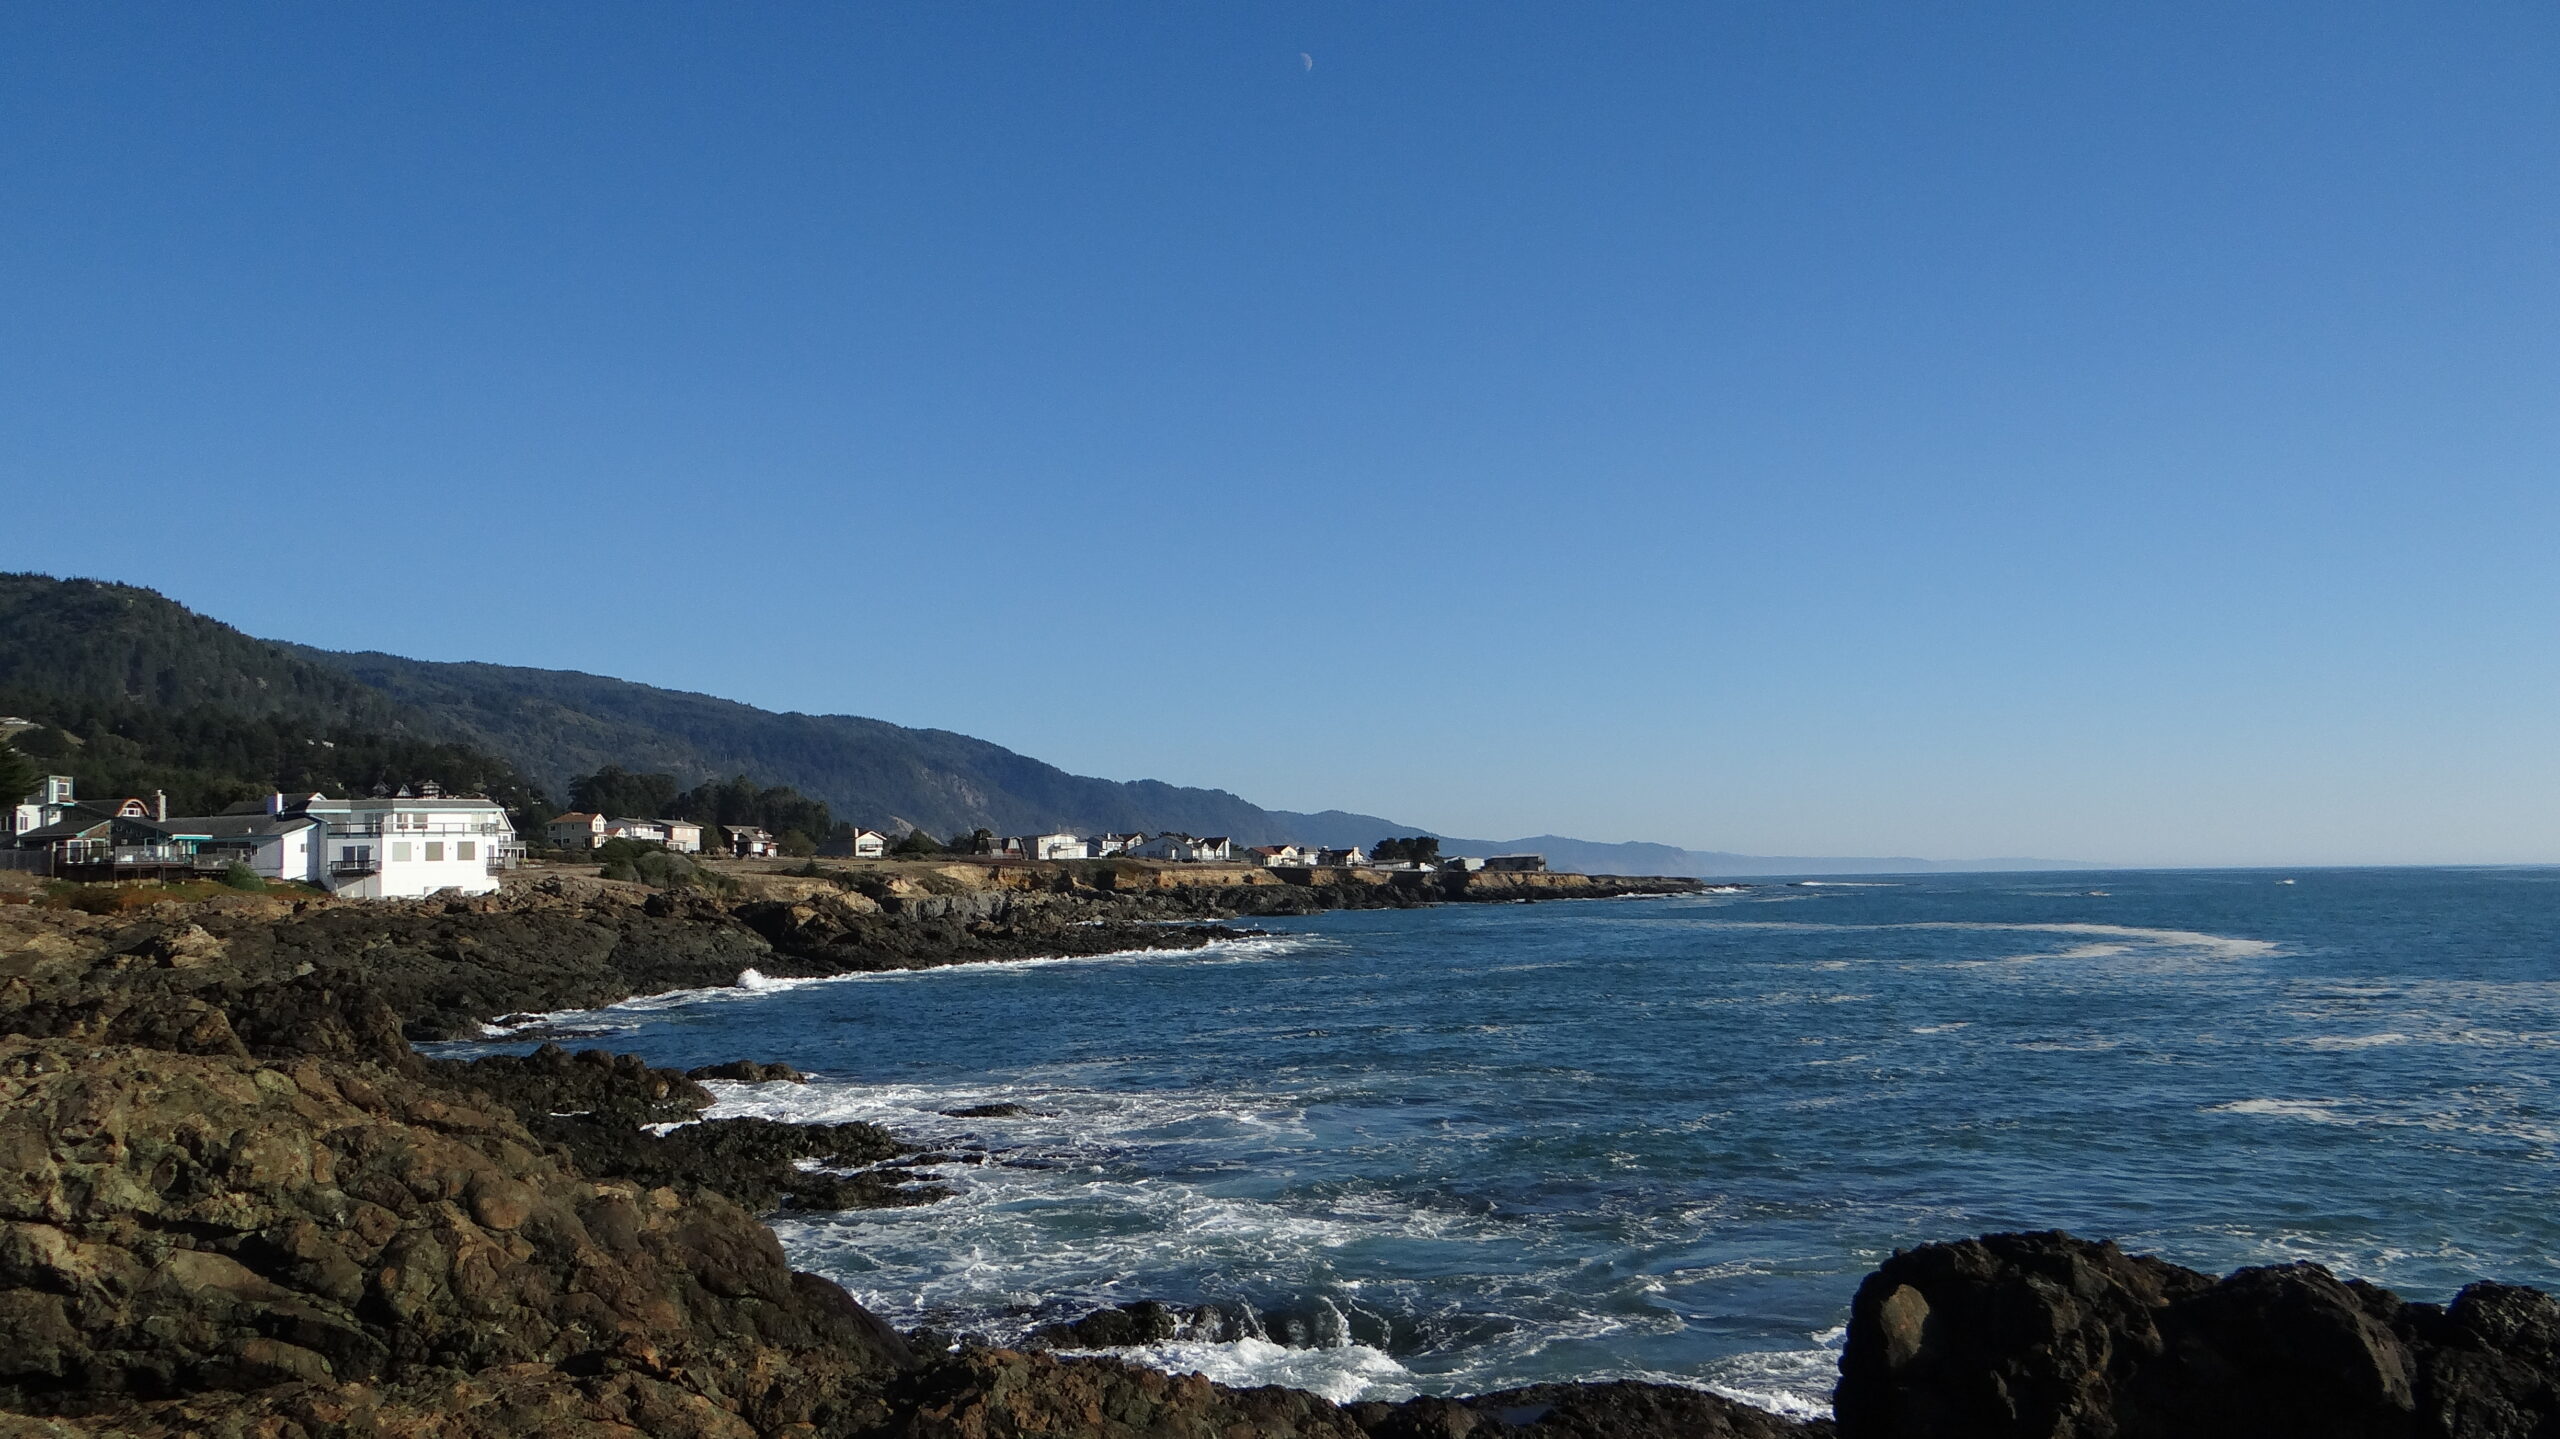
[425,842,444,862]
[392,842,412,863]
[458,840,476,861]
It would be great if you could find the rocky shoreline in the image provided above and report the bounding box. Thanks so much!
[2,873,2555,1437]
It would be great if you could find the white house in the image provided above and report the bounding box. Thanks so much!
[1247,844,1311,867]
[1130,834,1233,862]
[1085,833,1144,858]
[727,826,779,858]
[299,792,518,898]
[166,791,521,899]
[187,812,327,884]
[1315,846,1368,868]
[850,828,888,859]
[1013,832,1086,862]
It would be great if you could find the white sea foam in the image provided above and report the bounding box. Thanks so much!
[477,932,1322,1038]
[1075,1337,1415,1403]
[1695,918,2277,970]
[2207,1098,2360,1123]
[1698,1336,1846,1420]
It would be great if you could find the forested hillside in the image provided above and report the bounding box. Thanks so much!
[0,574,1410,844]
[285,646,1405,843]
[0,575,400,726]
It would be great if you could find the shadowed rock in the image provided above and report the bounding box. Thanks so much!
[1835,1231,2560,1439]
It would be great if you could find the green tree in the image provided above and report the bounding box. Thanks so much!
[568,765,680,819]
[0,739,36,806]
[1374,836,1442,866]
[889,829,945,858]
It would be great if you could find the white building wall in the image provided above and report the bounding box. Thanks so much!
[314,799,513,899]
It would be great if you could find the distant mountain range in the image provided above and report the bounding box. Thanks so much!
[0,573,2094,876]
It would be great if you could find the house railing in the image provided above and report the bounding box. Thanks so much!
[323,824,512,840]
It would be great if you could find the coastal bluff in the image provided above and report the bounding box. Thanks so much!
[0,884,2554,1438]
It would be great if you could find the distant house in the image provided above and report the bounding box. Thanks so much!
[20,790,518,898]
[1011,832,1086,862]
[10,775,79,838]
[546,812,609,849]
[1441,855,1487,873]
[13,807,165,867]
[1131,834,1233,863]
[727,825,779,859]
[1483,854,1547,873]
[850,828,888,859]
[1086,833,1144,858]
[1247,844,1309,867]
[1315,846,1368,868]
[549,813,703,854]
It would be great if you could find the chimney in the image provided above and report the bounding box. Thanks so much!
[266,792,285,816]
[153,790,167,822]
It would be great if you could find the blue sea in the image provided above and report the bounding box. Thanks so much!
[459,867,2560,1417]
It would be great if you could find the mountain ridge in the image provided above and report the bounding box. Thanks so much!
[3,572,2095,874]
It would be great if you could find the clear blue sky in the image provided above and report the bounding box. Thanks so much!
[6,4,2556,865]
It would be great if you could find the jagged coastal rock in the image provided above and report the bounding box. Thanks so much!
[1836,1231,2560,1439]
[1,881,2555,1437]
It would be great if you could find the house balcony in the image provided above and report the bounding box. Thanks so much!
[329,858,381,877]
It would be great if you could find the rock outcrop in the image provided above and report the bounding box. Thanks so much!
[1834,1231,2560,1439]
[0,1034,913,1432]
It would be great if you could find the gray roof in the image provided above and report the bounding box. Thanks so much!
[14,811,119,843]
[162,813,319,841]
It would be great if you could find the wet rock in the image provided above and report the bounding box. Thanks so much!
[880,1347,1369,1438]
[1031,1300,1194,1348]
[686,1058,808,1083]
[943,1101,1030,1118]
[420,1046,935,1215]
[1361,1381,1830,1437]
[1834,1231,2560,1439]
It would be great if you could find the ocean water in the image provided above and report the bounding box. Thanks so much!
[455,867,2560,1416]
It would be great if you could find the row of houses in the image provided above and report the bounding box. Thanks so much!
[4,776,521,899]
[982,831,1548,873]
[541,812,897,861]
[987,832,1229,862]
